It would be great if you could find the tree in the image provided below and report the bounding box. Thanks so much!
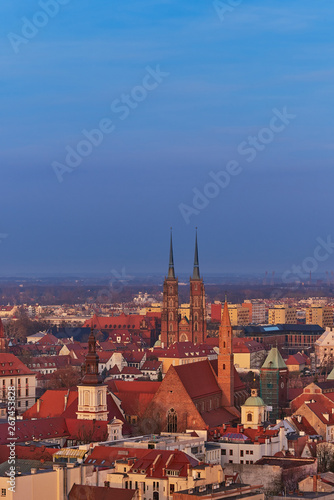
[47,366,81,389]
[317,442,334,472]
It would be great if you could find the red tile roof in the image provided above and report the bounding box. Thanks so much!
[174,360,221,399]
[0,353,34,376]
[233,338,265,353]
[0,444,59,463]
[129,449,198,478]
[84,446,148,467]
[141,360,162,371]
[69,484,137,500]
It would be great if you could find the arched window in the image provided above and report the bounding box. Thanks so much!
[84,391,90,406]
[169,324,173,332]
[169,299,173,307]
[167,408,177,433]
[247,412,253,422]
[194,313,198,321]
[169,312,173,321]
[223,341,226,348]
[194,322,198,332]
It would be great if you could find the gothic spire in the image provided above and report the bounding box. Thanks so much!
[192,228,200,280]
[168,228,175,279]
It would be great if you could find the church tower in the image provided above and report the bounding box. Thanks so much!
[0,318,7,352]
[189,230,206,344]
[218,299,234,409]
[161,230,179,347]
[77,327,108,421]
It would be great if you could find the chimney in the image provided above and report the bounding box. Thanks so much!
[313,475,317,492]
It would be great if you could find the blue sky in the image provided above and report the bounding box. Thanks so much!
[0,0,333,276]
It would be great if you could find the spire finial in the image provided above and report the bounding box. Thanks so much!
[168,228,175,279]
[225,291,228,303]
[192,228,200,280]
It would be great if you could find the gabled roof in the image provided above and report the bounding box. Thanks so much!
[174,360,221,399]
[262,347,287,370]
[141,360,162,371]
[129,449,198,478]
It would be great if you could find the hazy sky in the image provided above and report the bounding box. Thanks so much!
[1,0,333,276]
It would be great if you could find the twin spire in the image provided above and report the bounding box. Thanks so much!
[167,228,200,280]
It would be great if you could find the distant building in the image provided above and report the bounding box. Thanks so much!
[243,300,266,324]
[161,231,207,347]
[306,306,333,329]
[268,306,297,325]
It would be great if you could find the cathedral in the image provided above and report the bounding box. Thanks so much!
[161,231,207,347]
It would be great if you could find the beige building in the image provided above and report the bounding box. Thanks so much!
[306,306,333,329]
[107,454,224,500]
[227,304,250,326]
[315,327,334,366]
[268,305,297,324]
[0,462,101,500]
[0,354,36,414]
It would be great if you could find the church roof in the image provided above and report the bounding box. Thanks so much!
[174,360,221,399]
[262,347,287,370]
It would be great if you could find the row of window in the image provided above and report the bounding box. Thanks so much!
[222,449,254,456]
[2,378,29,386]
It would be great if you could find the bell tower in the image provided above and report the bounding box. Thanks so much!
[218,298,234,409]
[189,229,206,344]
[161,229,179,347]
[77,327,108,421]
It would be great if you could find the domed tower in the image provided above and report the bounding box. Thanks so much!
[241,388,266,428]
[77,327,108,421]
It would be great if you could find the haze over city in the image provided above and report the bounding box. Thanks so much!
[1,0,334,275]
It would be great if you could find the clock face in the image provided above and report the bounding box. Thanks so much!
[280,382,285,389]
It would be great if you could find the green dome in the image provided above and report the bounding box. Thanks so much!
[243,396,265,407]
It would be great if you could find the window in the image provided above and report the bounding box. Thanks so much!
[229,450,233,456]
[25,401,28,407]
[26,388,29,396]
[167,408,177,433]
[250,450,253,455]
[247,413,252,422]
[240,450,244,457]
[1,488,6,497]
[221,449,226,455]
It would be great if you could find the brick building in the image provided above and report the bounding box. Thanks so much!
[161,231,207,347]
[144,300,248,433]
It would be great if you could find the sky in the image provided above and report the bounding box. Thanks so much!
[0,0,334,276]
